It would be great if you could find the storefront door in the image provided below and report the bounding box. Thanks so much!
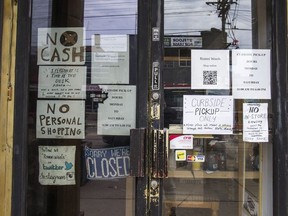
[24,0,272,216]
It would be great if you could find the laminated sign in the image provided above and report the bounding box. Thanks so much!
[85,146,130,179]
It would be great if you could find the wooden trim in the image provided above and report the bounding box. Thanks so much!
[0,0,17,215]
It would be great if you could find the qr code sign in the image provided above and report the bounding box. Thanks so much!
[203,71,217,85]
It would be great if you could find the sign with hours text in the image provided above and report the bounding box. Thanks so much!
[243,103,268,142]
[36,100,85,139]
[91,35,129,84]
[183,95,233,134]
[39,146,76,185]
[97,85,136,135]
[38,66,86,99]
[232,49,271,99]
[191,50,230,89]
[85,146,130,179]
[37,28,85,65]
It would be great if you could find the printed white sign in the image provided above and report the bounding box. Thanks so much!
[191,50,230,89]
[91,35,129,84]
[183,95,233,134]
[232,49,271,99]
[36,100,85,139]
[169,134,193,149]
[38,66,86,99]
[37,27,85,65]
[39,146,76,185]
[243,103,269,142]
[97,85,136,135]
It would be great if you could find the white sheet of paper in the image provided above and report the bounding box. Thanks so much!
[91,35,129,84]
[36,100,85,139]
[37,27,85,65]
[38,66,86,99]
[243,103,269,142]
[183,95,234,134]
[97,85,136,135]
[191,50,230,89]
[232,49,271,99]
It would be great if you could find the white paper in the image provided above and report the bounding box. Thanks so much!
[37,27,85,65]
[97,85,136,135]
[91,35,129,84]
[38,66,86,99]
[39,146,76,185]
[232,49,271,99]
[243,103,269,142]
[183,95,234,134]
[36,100,85,139]
[191,50,230,89]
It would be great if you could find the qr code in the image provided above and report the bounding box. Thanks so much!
[203,71,217,85]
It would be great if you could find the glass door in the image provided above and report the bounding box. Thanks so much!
[27,1,138,215]
[161,0,272,216]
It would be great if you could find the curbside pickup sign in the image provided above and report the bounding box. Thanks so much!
[85,146,130,180]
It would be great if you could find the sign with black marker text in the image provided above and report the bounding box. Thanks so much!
[36,100,85,139]
[39,146,76,185]
[37,27,85,65]
[38,66,86,99]
[183,95,233,134]
[243,103,268,142]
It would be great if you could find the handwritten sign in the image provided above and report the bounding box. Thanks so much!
[36,100,85,139]
[232,49,271,99]
[243,103,268,142]
[183,95,233,134]
[191,50,230,89]
[38,66,86,99]
[39,146,76,185]
[85,146,130,179]
[97,85,136,135]
[91,35,129,84]
[37,27,85,65]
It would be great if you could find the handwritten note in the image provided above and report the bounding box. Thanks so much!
[38,146,76,185]
[36,100,85,139]
[243,103,268,142]
[183,95,233,134]
[37,27,85,65]
[38,66,86,99]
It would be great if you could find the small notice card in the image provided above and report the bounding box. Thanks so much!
[39,146,76,185]
[243,103,269,142]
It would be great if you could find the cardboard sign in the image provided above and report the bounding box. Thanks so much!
[39,146,76,185]
[38,66,86,99]
[243,103,269,142]
[232,49,271,99]
[183,95,234,134]
[37,27,85,65]
[36,100,85,139]
[85,146,130,179]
